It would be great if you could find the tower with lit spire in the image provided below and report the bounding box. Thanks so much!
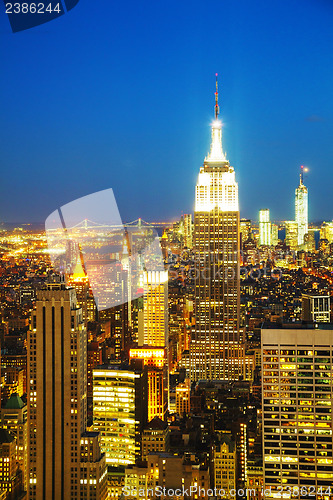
[190,76,241,382]
[295,165,308,247]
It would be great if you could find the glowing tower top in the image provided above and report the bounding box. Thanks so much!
[295,165,308,247]
[205,74,226,163]
[196,74,238,212]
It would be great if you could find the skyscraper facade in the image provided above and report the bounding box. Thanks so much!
[262,327,333,498]
[190,79,241,381]
[142,270,168,348]
[295,168,308,247]
[93,363,147,466]
[28,281,107,500]
[259,209,271,246]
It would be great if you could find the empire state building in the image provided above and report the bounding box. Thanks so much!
[190,77,241,382]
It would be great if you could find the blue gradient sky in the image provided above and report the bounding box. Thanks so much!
[0,0,333,223]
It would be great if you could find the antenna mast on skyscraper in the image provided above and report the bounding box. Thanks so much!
[215,73,219,119]
[300,165,304,184]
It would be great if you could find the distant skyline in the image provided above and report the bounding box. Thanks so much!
[1,0,333,223]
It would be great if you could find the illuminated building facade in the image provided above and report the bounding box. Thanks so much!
[175,378,191,416]
[1,393,27,492]
[93,363,147,466]
[240,219,252,246]
[67,258,96,325]
[79,432,107,500]
[190,77,241,381]
[28,282,88,499]
[295,168,308,247]
[262,327,333,498]
[183,213,193,249]
[142,270,168,348]
[271,224,279,247]
[320,221,333,243]
[301,294,331,323]
[285,221,298,251]
[0,429,23,499]
[129,348,167,422]
[213,432,236,499]
[259,209,271,246]
[124,453,210,500]
[141,416,170,459]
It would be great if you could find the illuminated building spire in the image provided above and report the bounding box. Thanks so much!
[295,165,308,247]
[206,73,226,162]
[215,73,219,119]
[300,165,304,185]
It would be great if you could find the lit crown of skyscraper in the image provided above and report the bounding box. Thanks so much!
[195,75,238,212]
[205,74,226,163]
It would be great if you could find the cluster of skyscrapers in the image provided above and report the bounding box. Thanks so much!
[0,77,332,500]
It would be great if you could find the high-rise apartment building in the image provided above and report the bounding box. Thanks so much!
[262,327,333,498]
[190,77,241,381]
[259,209,271,246]
[295,167,308,247]
[28,281,106,500]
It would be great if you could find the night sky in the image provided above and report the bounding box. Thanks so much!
[0,0,333,224]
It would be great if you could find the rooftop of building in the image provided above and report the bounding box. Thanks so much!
[0,428,15,444]
[81,431,99,438]
[143,416,168,431]
[262,321,333,330]
[3,393,25,410]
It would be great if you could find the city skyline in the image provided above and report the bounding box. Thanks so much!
[1,0,333,223]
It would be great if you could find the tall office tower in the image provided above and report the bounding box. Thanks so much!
[67,257,96,325]
[1,393,27,492]
[271,224,279,247]
[129,347,167,422]
[141,270,168,348]
[285,220,298,251]
[28,282,88,500]
[259,209,271,246]
[137,270,169,419]
[93,362,148,466]
[190,76,241,382]
[295,166,308,247]
[183,213,193,249]
[301,294,331,323]
[87,341,102,417]
[99,302,129,359]
[262,327,333,498]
